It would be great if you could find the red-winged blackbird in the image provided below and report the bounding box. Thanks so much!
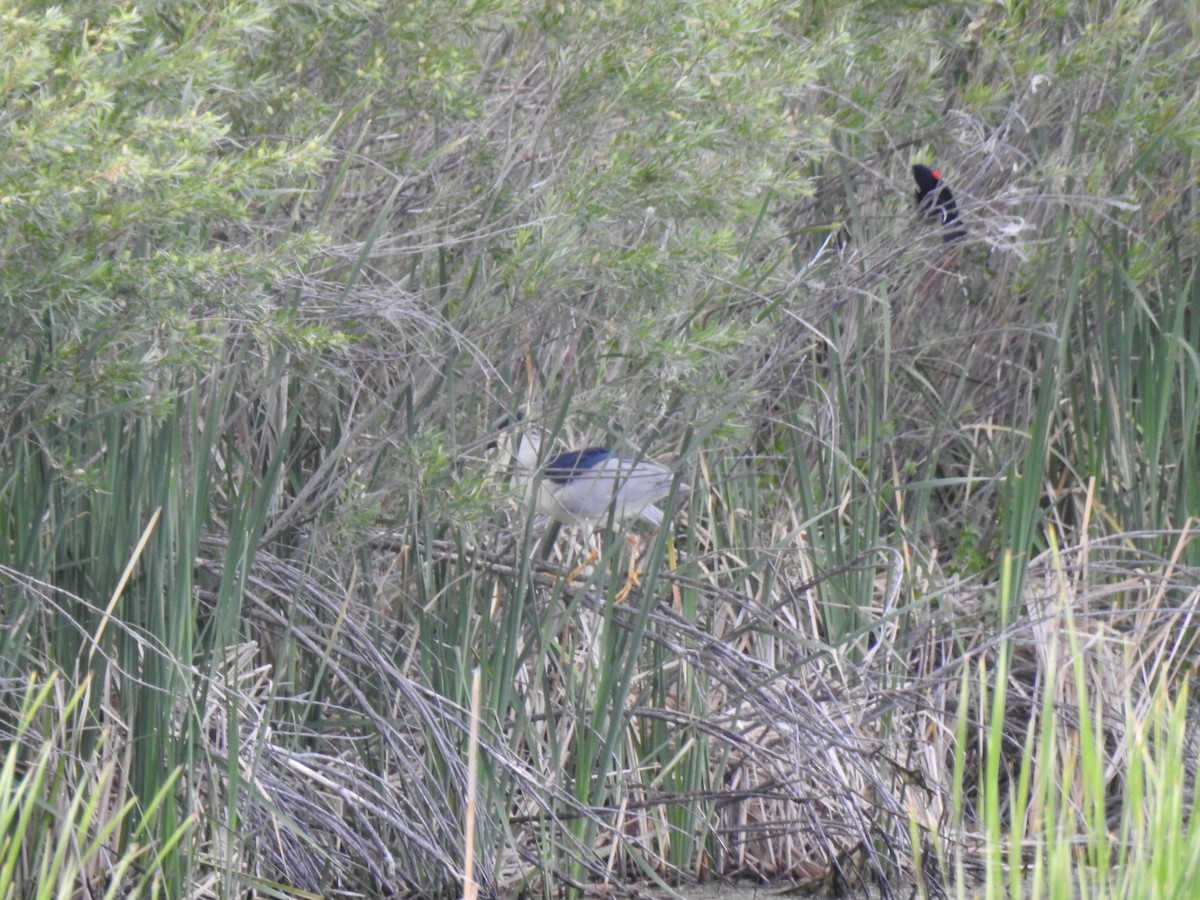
[912,164,966,242]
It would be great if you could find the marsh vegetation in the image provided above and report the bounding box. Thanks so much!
[2,0,1199,896]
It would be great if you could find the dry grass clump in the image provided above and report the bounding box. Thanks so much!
[162,506,1200,896]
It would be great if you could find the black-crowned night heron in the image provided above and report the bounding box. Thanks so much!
[502,423,686,597]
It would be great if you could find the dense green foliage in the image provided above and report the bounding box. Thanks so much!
[2,0,1199,896]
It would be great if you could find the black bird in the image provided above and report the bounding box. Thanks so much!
[912,164,966,242]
